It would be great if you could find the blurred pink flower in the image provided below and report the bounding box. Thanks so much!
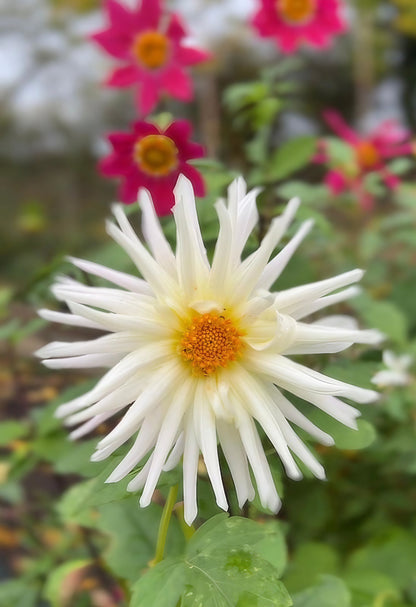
[318,110,414,210]
[251,0,346,54]
[99,119,205,215]
[91,0,211,115]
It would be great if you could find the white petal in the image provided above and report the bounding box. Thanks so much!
[258,219,314,290]
[106,219,180,301]
[35,332,145,359]
[274,270,364,314]
[371,369,410,387]
[69,412,113,440]
[127,455,154,492]
[193,382,228,512]
[173,176,209,297]
[105,408,166,483]
[290,286,362,320]
[183,414,199,525]
[271,388,334,446]
[233,368,302,480]
[139,189,177,274]
[43,353,120,369]
[67,256,151,294]
[234,405,281,513]
[140,378,191,507]
[38,308,103,330]
[217,420,255,507]
[163,432,185,472]
[247,352,379,404]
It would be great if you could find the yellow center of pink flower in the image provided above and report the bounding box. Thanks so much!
[132,30,169,69]
[277,0,316,23]
[180,313,245,376]
[133,135,179,176]
[356,141,380,169]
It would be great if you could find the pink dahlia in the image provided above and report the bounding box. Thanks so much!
[91,0,211,115]
[319,110,414,210]
[99,119,205,215]
[251,0,347,54]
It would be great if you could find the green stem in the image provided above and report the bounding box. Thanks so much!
[174,502,196,541]
[151,484,179,567]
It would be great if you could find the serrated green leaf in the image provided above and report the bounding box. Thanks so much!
[184,516,291,607]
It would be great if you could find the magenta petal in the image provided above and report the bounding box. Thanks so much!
[91,30,131,60]
[181,164,206,197]
[381,169,400,190]
[165,119,192,143]
[136,78,160,115]
[176,45,212,66]
[134,0,161,30]
[166,14,187,42]
[119,175,141,204]
[106,0,133,29]
[106,65,140,88]
[161,66,193,101]
[325,169,348,194]
[323,110,360,144]
[132,120,159,138]
[146,178,176,216]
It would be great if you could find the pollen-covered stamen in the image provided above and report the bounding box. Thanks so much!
[356,140,380,169]
[131,30,170,69]
[180,313,245,376]
[277,0,316,23]
[133,134,179,176]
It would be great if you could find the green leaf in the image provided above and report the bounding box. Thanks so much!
[276,181,329,207]
[346,527,416,590]
[266,137,317,182]
[387,157,413,175]
[306,411,376,451]
[0,580,38,607]
[351,295,408,345]
[324,137,355,166]
[254,521,287,576]
[283,543,340,594]
[131,558,186,607]
[44,559,91,607]
[97,497,185,582]
[184,516,291,607]
[0,420,29,446]
[291,575,350,607]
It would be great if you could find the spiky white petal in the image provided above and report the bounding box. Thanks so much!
[38,176,381,523]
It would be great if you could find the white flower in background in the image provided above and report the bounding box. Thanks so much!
[36,177,382,524]
[371,350,413,387]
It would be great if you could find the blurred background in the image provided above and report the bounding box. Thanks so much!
[1,0,416,606]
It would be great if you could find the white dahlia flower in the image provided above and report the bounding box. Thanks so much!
[36,176,382,524]
[371,350,413,388]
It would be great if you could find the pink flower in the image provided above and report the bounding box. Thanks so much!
[318,110,414,210]
[251,0,347,54]
[99,119,205,215]
[91,0,211,115]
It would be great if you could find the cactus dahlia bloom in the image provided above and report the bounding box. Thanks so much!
[251,0,346,53]
[91,0,211,115]
[37,177,381,524]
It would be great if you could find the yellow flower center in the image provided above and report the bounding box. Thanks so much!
[180,313,245,376]
[133,135,179,176]
[131,30,169,70]
[355,141,380,169]
[277,0,316,23]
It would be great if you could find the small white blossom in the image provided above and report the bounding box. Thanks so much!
[371,350,413,388]
[37,177,382,524]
